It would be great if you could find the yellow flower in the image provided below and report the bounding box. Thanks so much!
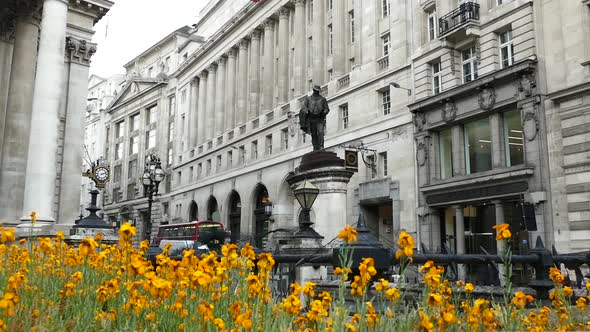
[344,323,356,332]
[492,223,511,240]
[79,237,98,256]
[563,286,573,297]
[512,291,534,308]
[427,293,444,307]
[213,318,225,329]
[178,323,184,331]
[397,231,415,257]
[119,223,136,241]
[419,261,434,273]
[465,283,474,294]
[385,287,400,302]
[337,225,358,243]
[145,311,155,321]
[0,228,15,243]
[30,211,37,223]
[375,278,389,292]
[549,267,565,284]
[576,297,586,309]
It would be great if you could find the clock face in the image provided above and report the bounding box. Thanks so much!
[95,167,110,182]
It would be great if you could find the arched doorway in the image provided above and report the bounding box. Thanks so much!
[228,191,241,243]
[207,196,220,221]
[189,200,198,221]
[253,185,270,249]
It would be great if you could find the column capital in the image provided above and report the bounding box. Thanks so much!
[0,15,15,42]
[237,39,249,49]
[191,76,199,84]
[226,48,237,58]
[262,18,275,30]
[208,63,217,73]
[249,29,261,40]
[292,0,306,6]
[278,7,290,18]
[66,36,96,66]
[215,56,227,65]
[452,205,464,211]
[198,71,208,79]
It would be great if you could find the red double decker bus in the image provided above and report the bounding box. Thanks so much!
[154,220,226,254]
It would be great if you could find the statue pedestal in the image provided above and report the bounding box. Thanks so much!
[287,150,354,244]
[280,236,328,284]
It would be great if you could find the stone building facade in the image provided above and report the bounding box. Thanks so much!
[408,0,590,262]
[0,0,112,228]
[156,0,418,249]
[100,26,203,235]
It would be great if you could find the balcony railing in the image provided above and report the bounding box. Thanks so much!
[377,55,389,72]
[338,74,350,90]
[438,1,480,37]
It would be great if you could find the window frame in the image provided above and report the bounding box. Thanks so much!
[349,10,355,44]
[382,0,390,18]
[427,8,437,41]
[382,33,391,57]
[381,89,391,115]
[432,61,442,95]
[462,46,478,83]
[340,104,349,129]
[499,30,515,68]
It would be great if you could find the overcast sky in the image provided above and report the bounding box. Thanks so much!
[90,0,208,78]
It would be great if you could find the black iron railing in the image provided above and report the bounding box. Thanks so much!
[438,1,480,37]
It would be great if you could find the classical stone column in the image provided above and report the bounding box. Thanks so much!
[189,77,199,148]
[277,7,290,104]
[236,40,249,126]
[293,0,306,96]
[205,64,217,141]
[196,72,208,145]
[493,200,507,286]
[58,37,96,225]
[0,8,40,225]
[312,0,326,84]
[214,57,226,136]
[332,0,345,76]
[262,19,275,112]
[225,49,237,131]
[451,125,465,176]
[454,205,466,281]
[249,30,261,119]
[0,19,15,161]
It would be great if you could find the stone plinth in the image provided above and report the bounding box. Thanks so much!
[287,150,354,244]
[280,236,328,284]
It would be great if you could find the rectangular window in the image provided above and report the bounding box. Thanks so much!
[148,67,153,78]
[281,128,289,150]
[129,136,138,155]
[462,46,478,83]
[427,8,437,41]
[464,117,492,174]
[349,10,355,43]
[127,183,135,200]
[216,155,222,171]
[499,30,514,68]
[307,0,314,23]
[266,135,273,155]
[328,24,333,55]
[115,143,123,160]
[381,90,391,115]
[432,62,442,95]
[177,171,182,184]
[239,146,246,165]
[227,151,233,168]
[504,110,524,167]
[189,166,194,180]
[168,121,174,142]
[382,34,391,56]
[206,160,211,175]
[379,152,388,177]
[128,159,137,179]
[252,141,258,160]
[181,89,187,104]
[382,0,390,17]
[146,105,158,124]
[105,127,110,158]
[116,121,125,138]
[113,165,122,183]
[327,0,333,11]
[197,163,202,177]
[130,114,139,132]
[340,104,349,129]
[439,128,453,179]
[168,96,176,118]
[146,130,156,149]
[167,148,173,166]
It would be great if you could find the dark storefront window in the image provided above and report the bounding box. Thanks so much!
[439,128,453,179]
[464,117,492,174]
[504,110,524,167]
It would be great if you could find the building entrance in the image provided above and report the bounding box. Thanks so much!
[360,202,394,248]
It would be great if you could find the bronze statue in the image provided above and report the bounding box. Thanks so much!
[300,85,330,150]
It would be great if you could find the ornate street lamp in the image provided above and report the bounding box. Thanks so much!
[292,179,320,236]
[141,154,165,242]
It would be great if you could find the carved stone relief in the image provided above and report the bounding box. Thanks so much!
[416,140,428,167]
[413,112,427,131]
[66,37,97,65]
[478,86,496,111]
[442,100,456,122]
[287,111,297,137]
[517,72,537,99]
[522,110,539,141]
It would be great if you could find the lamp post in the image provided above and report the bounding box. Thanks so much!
[141,154,166,242]
[292,179,320,237]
